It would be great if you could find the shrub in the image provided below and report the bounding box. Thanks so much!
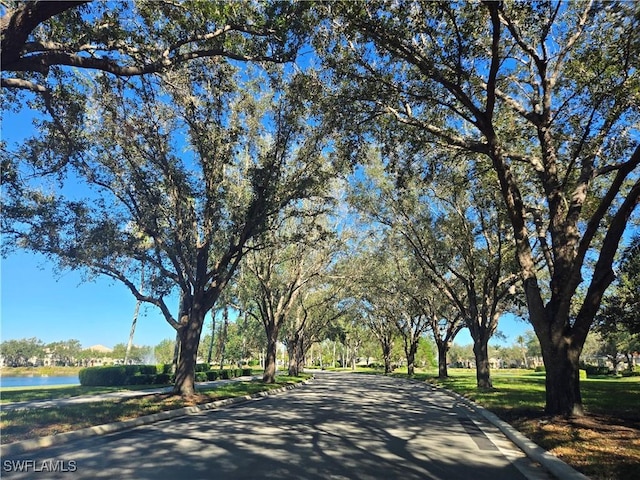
[123,365,139,376]
[195,363,210,373]
[80,365,169,386]
[159,363,173,374]
[195,372,208,382]
[79,366,127,386]
[220,370,231,380]
[154,373,172,384]
[206,370,219,381]
[139,365,157,375]
[125,374,156,385]
[534,366,546,373]
[241,368,253,376]
[584,365,612,376]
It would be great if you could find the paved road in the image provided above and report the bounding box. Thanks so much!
[1,372,553,480]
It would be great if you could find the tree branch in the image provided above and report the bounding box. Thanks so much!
[1,1,90,69]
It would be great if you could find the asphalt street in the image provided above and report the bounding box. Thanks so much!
[1,372,554,480]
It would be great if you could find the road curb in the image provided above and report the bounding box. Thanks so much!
[432,383,590,480]
[0,377,313,457]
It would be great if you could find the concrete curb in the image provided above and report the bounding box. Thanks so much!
[433,384,590,480]
[0,377,313,457]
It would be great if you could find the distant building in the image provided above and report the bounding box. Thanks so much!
[84,344,114,366]
[87,344,113,354]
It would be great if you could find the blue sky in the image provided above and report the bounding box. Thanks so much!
[0,105,175,349]
[1,252,177,348]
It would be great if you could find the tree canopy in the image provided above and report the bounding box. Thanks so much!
[2,1,638,415]
[1,1,311,93]
[312,0,640,416]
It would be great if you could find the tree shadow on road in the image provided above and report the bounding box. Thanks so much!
[3,373,534,480]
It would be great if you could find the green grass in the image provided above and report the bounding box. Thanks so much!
[0,383,171,404]
[391,368,640,417]
[579,377,640,417]
[0,375,310,444]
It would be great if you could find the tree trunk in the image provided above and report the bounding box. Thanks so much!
[473,337,493,389]
[263,325,279,383]
[287,334,306,377]
[437,342,449,379]
[406,341,418,377]
[172,330,180,373]
[382,339,393,374]
[206,310,216,364]
[332,341,336,369]
[287,338,299,376]
[174,307,206,396]
[218,306,229,370]
[541,335,584,416]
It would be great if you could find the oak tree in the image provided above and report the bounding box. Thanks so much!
[3,62,332,395]
[319,0,640,415]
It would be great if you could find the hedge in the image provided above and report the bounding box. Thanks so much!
[195,363,210,373]
[158,363,173,374]
[155,373,172,384]
[125,374,156,385]
[79,365,172,386]
[79,364,254,387]
[584,365,613,376]
[79,366,128,386]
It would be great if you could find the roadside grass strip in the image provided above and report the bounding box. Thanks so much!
[0,384,170,404]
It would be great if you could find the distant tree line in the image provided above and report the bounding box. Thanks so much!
[0,337,153,367]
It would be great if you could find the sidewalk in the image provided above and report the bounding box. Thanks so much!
[0,376,260,412]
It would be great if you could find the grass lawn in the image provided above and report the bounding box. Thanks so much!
[0,375,311,445]
[0,383,171,404]
[391,368,640,480]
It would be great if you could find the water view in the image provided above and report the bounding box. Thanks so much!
[0,375,79,388]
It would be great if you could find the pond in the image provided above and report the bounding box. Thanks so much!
[0,375,79,388]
